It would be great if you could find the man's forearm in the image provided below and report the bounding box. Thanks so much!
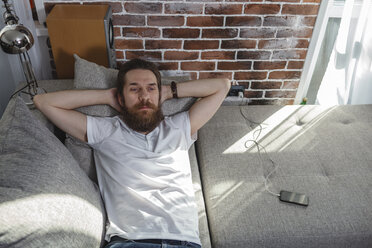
[33,89,112,110]
[163,78,230,101]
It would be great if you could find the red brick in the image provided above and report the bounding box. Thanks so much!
[282,4,319,15]
[114,27,121,37]
[148,16,184,27]
[250,99,294,105]
[254,61,286,70]
[218,61,252,70]
[235,71,267,80]
[187,16,224,27]
[113,15,145,26]
[277,28,313,38]
[302,16,317,26]
[272,50,307,60]
[240,28,276,38]
[251,81,282,89]
[84,2,123,13]
[221,40,256,49]
[189,72,198,80]
[164,51,199,60]
[258,39,308,49]
[287,61,304,69]
[265,0,300,2]
[199,72,233,80]
[263,16,297,27]
[165,3,203,14]
[123,28,160,38]
[237,51,271,60]
[244,4,280,14]
[126,51,162,61]
[283,81,300,89]
[157,62,179,71]
[304,0,321,2]
[202,29,238,38]
[269,71,301,79]
[124,2,162,14]
[181,62,215,71]
[225,0,253,2]
[226,16,261,26]
[116,50,124,60]
[184,40,219,50]
[186,0,223,2]
[236,82,250,88]
[294,39,310,48]
[265,90,297,98]
[205,4,243,15]
[258,39,290,49]
[244,90,264,98]
[163,28,200,38]
[115,39,143,49]
[145,40,182,49]
[201,51,235,60]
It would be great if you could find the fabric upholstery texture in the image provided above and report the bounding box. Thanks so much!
[189,144,212,248]
[196,105,372,248]
[0,96,106,248]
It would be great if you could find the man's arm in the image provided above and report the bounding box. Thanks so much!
[33,88,121,143]
[162,78,231,136]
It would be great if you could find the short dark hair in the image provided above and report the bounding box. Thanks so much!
[117,59,161,99]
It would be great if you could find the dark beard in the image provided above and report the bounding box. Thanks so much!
[120,100,164,133]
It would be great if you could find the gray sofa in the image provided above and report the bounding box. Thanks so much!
[1,67,372,247]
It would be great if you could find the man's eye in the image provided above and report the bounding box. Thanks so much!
[130,88,138,92]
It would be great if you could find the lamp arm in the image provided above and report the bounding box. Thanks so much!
[2,0,19,25]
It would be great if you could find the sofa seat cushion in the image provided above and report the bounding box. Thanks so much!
[0,96,106,248]
[196,105,372,248]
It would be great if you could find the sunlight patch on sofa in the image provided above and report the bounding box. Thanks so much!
[210,180,256,209]
[0,193,103,239]
[222,106,336,154]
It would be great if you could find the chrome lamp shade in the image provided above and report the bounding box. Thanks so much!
[0,23,34,54]
[1,0,44,101]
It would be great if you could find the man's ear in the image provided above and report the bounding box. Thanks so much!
[117,93,124,107]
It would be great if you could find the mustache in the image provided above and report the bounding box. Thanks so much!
[133,100,157,110]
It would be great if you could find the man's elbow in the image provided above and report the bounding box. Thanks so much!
[33,94,42,109]
[33,94,48,111]
[220,78,231,94]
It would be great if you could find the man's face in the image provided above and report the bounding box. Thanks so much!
[118,69,163,133]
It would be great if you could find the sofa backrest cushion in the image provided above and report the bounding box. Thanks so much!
[0,96,106,248]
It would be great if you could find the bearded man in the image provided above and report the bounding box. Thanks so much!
[33,59,230,248]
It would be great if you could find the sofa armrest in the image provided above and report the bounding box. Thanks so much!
[15,79,74,139]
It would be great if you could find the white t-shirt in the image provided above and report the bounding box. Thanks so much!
[86,112,200,245]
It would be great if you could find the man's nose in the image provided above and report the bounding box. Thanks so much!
[139,88,150,100]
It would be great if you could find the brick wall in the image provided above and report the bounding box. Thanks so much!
[45,0,321,105]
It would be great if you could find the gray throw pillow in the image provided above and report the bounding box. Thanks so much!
[0,96,106,248]
[68,55,196,183]
[73,54,119,117]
